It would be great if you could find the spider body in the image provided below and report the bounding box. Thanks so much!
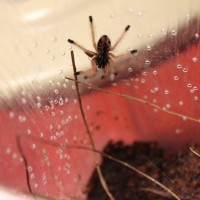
[68,16,137,79]
[95,35,111,69]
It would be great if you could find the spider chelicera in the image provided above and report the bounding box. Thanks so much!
[68,16,137,79]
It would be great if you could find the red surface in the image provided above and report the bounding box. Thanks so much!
[0,43,200,199]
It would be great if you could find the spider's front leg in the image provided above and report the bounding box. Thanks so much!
[75,58,98,79]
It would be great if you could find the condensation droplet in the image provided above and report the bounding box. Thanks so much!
[187,83,192,88]
[143,71,147,76]
[27,166,33,172]
[182,116,187,121]
[53,37,57,42]
[6,147,11,154]
[183,68,188,73]
[65,98,69,103]
[21,97,27,104]
[171,29,177,36]
[45,105,49,111]
[174,75,179,80]
[137,11,143,17]
[175,129,182,134]
[18,115,26,123]
[145,60,150,65]
[27,129,32,135]
[164,89,169,95]
[177,64,182,69]
[190,89,194,94]
[32,143,36,149]
[165,104,171,109]
[195,33,199,38]
[110,13,116,18]
[141,78,146,84]
[12,153,17,159]
[194,96,199,101]
[54,89,58,94]
[9,111,15,119]
[37,102,42,108]
[193,86,198,91]
[45,49,50,54]
[153,70,157,75]
[147,45,151,50]
[61,51,66,56]
[192,57,198,62]
[40,132,44,137]
[51,56,55,60]
[128,8,133,14]
[128,67,133,72]
[59,98,64,105]
[72,85,76,90]
[179,101,184,106]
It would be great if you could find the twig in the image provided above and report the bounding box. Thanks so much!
[65,77,200,124]
[70,50,115,200]
[16,135,34,197]
[189,146,200,158]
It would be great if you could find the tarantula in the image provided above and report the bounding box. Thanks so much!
[68,16,137,79]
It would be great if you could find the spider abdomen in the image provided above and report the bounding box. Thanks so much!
[95,53,109,69]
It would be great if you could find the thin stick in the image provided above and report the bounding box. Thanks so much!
[189,146,200,158]
[18,134,181,200]
[65,77,200,124]
[70,50,115,200]
[16,135,34,197]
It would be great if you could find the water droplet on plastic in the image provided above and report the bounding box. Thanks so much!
[187,83,192,88]
[128,8,133,14]
[173,75,179,80]
[128,67,133,72]
[194,96,199,101]
[18,115,26,123]
[9,111,15,119]
[195,33,199,38]
[21,97,27,104]
[164,89,169,94]
[179,101,184,106]
[54,89,58,94]
[177,64,182,69]
[110,13,116,18]
[192,57,198,62]
[45,49,50,54]
[147,45,151,50]
[171,29,177,36]
[153,70,157,75]
[183,68,188,73]
[145,60,150,65]
[137,11,143,17]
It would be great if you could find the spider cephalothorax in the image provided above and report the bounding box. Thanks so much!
[68,16,137,79]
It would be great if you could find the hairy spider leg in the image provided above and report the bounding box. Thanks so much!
[109,49,137,59]
[75,58,98,79]
[110,25,131,51]
[89,16,97,51]
[68,39,96,58]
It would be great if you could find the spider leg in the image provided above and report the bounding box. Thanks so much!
[68,39,96,57]
[109,49,137,59]
[75,58,98,79]
[110,25,131,51]
[89,16,97,51]
[101,60,113,79]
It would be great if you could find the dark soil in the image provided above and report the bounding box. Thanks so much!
[87,141,200,200]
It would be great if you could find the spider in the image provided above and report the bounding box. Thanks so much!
[68,16,137,79]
